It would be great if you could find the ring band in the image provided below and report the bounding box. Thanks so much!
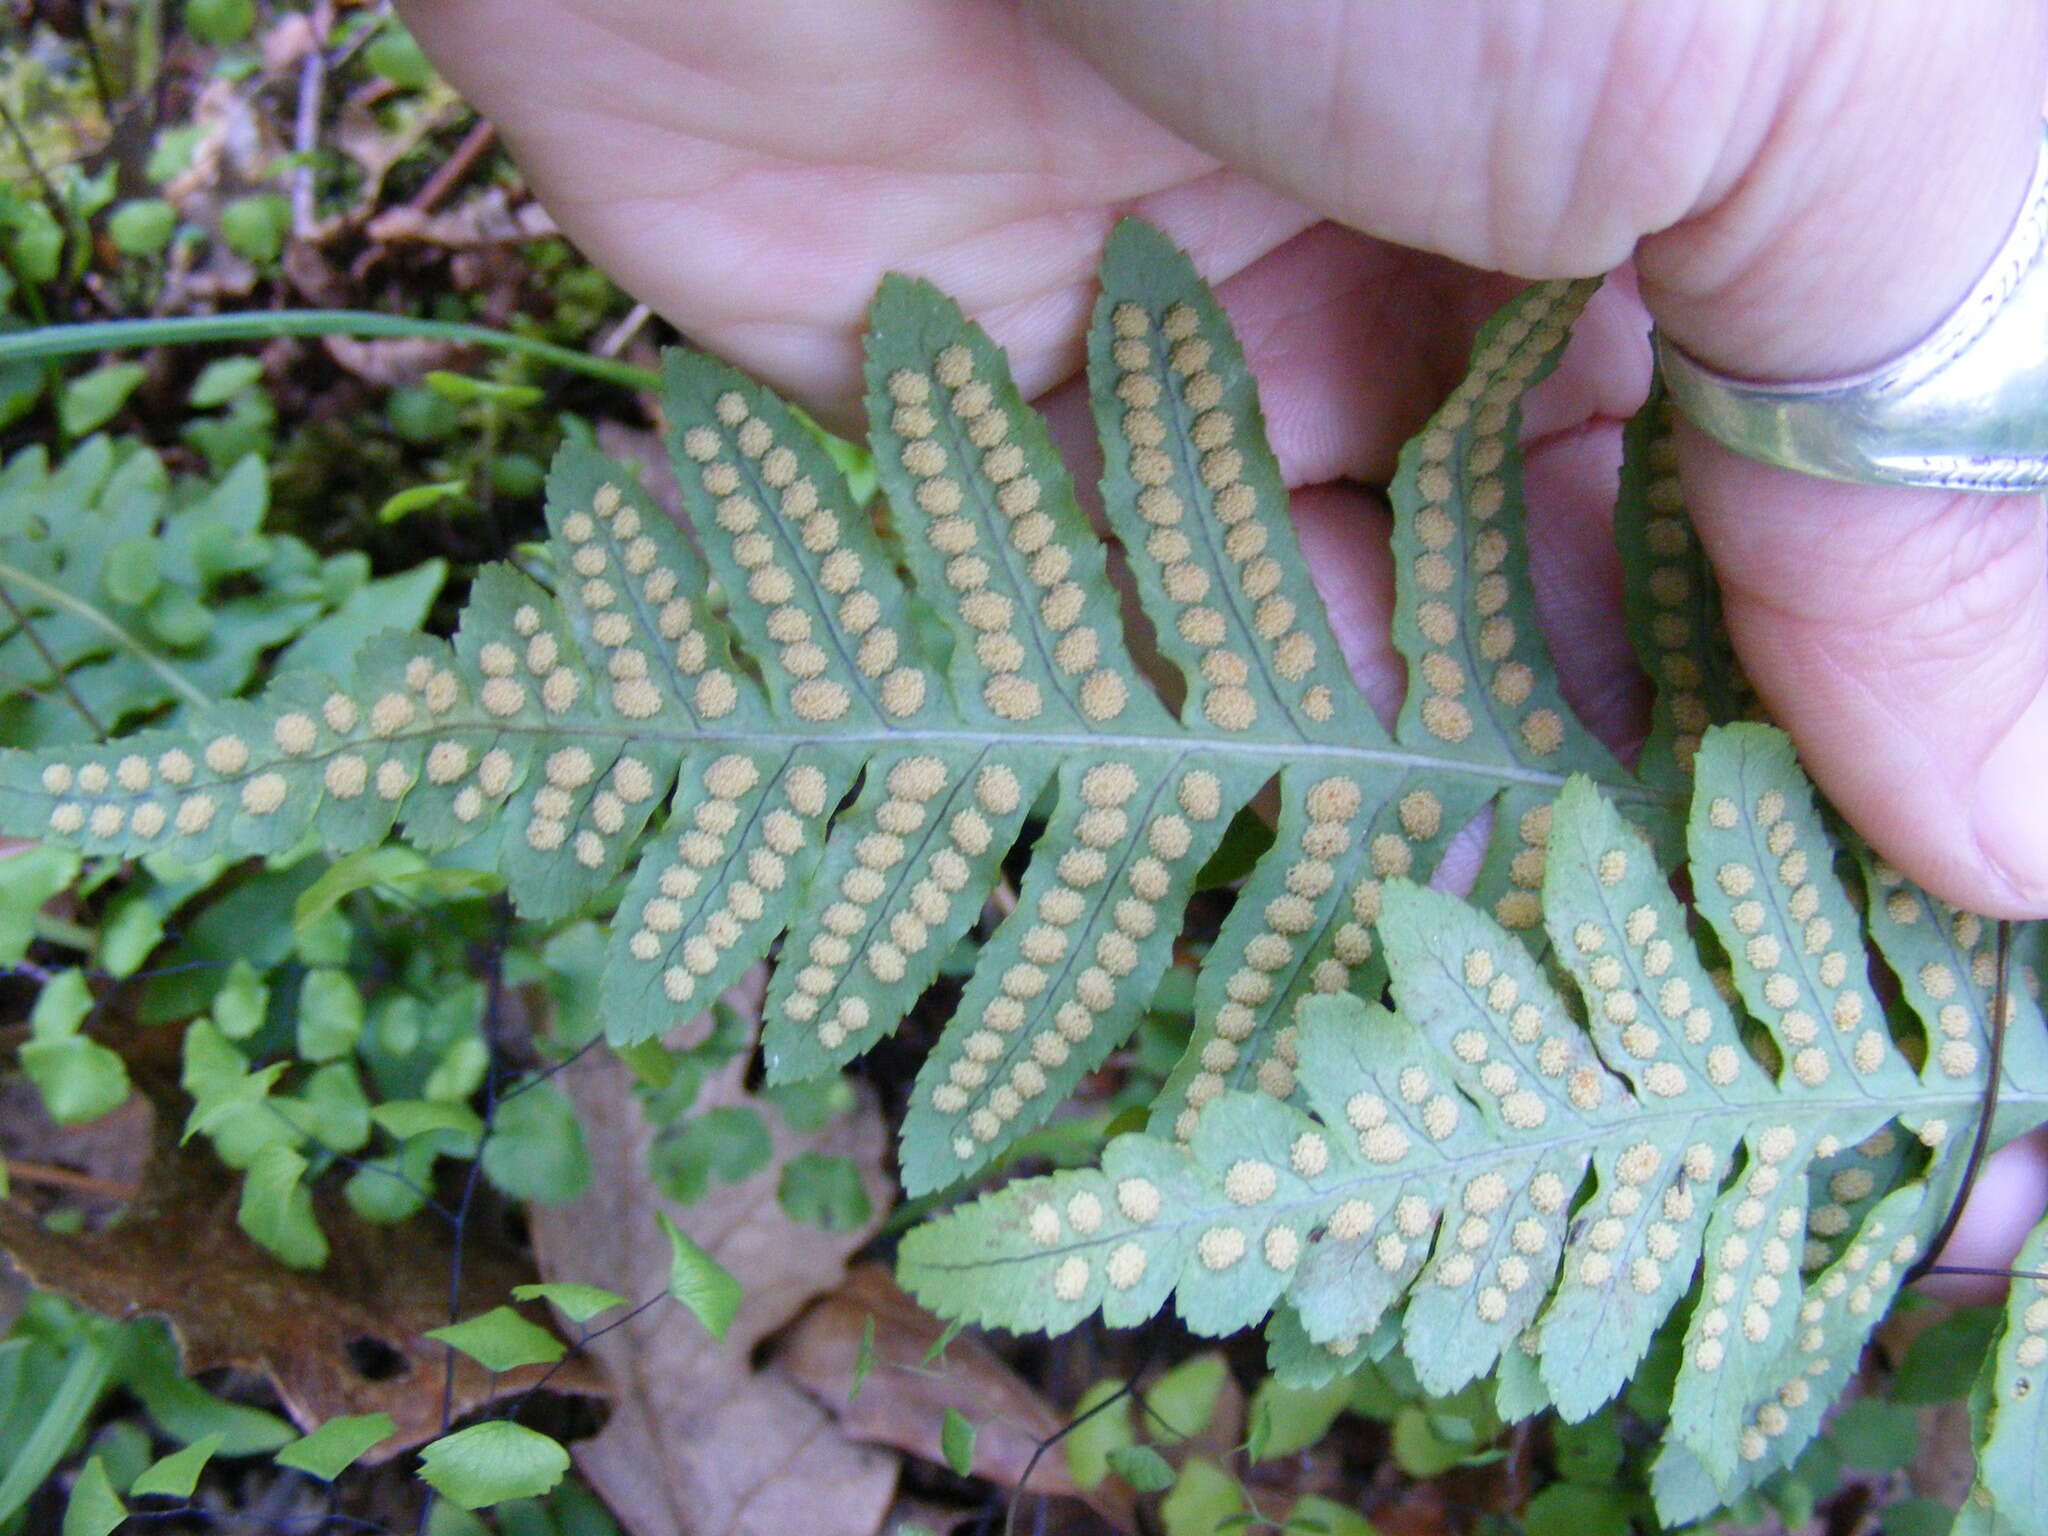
[1656,120,2048,494]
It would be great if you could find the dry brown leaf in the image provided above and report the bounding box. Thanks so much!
[529,1038,898,1536]
[783,1263,1140,1531]
[0,1036,602,1454]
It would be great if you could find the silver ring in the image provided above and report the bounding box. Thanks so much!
[1656,120,2048,494]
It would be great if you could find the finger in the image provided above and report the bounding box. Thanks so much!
[1919,1128,2048,1303]
[1038,0,2048,912]
[399,0,1317,420]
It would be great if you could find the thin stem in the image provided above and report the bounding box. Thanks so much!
[0,575,107,738]
[1909,920,2014,1284]
[0,312,659,392]
[1920,1265,2048,1284]
[0,558,215,714]
[1003,1352,1153,1536]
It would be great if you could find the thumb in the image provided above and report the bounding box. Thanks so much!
[1029,0,2048,913]
[1640,11,2048,917]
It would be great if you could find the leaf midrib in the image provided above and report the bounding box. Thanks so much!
[912,1083,2048,1274]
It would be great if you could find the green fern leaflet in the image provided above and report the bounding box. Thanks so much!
[901,725,2048,1526]
[0,221,1676,1199]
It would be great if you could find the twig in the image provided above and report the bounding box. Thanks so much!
[1908,920,2013,1283]
[597,302,652,359]
[291,4,335,236]
[406,120,497,215]
[2,1160,139,1201]
[0,577,106,738]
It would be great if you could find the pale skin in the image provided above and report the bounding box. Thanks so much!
[398,0,2048,1282]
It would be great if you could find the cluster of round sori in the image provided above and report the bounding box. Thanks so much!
[619,755,831,1010]
[1871,861,2015,1084]
[885,346,1131,726]
[1173,775,1370,1137]
[1404,282,1580,761]
[548,483,742,724]
[1634,413,1720,772]
[1104,298,1332,732]
[785,754,992,1042]
[1732,1206,1921,1467]
[932,761,1227,1162]
[1699,786,1902,1092]
[680,387,931,724]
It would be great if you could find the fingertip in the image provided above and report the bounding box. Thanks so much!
[1972,690,2048,917]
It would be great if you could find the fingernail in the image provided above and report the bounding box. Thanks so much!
[1972,697,2048,913]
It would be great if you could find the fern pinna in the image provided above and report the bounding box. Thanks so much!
[5,221,2046,1525]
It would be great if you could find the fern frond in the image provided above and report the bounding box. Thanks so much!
[0,218,1700,1197]
[898,725,2048,1521]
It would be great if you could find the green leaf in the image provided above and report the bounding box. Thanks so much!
[293,844,431,930]
[426,1307,566,1372]
[219,195,291,265]
[30,967,93,1038]
[1064,1378,1134,1490]
[296,966,365,1061]
[659,1213,743,1341]
[1283,1495,1377,1536]
[481,1078,590,1203]
[188,356,265,407]
[776,1151,871,1231]
[107,199,178,257]
[1389,1408,1474,1478]
[1160,1458,1244,1536]
[210,958,269,1039]
[0,846,80,963]
[95,892,165,976]
[61,1459,124,1536]
[940,1407,977,1477]
[1247,1376,1350,1462]
[1975,1210,2048,1532]
[273,557,446,677]
[1145,1353,1230,1442]
[847,1313,877,1402]
[365,22,436,88]
[371,1098,484,1148]
[275,1413,397,1479]
[424,371,543,408]
[418,1422,570,1509]
[182,0,255,44]
[1551,1413,1626,1485]
[59,363,146,436]
[510,1282,626,1323]
[102,538,162,607]
[236,1142,327,1269]
[21,1035,130,1124]
[130,1433,223,1499]
[378,479,470,525]
[1524,1483,1632,1536]
[1893,1308,2001,1405]
[1881,1498,1958,1536]
[1830,1398,1920,1471]
[1106,1443,1174,1494]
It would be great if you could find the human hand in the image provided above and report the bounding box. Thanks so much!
[397,0,2048,1272]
